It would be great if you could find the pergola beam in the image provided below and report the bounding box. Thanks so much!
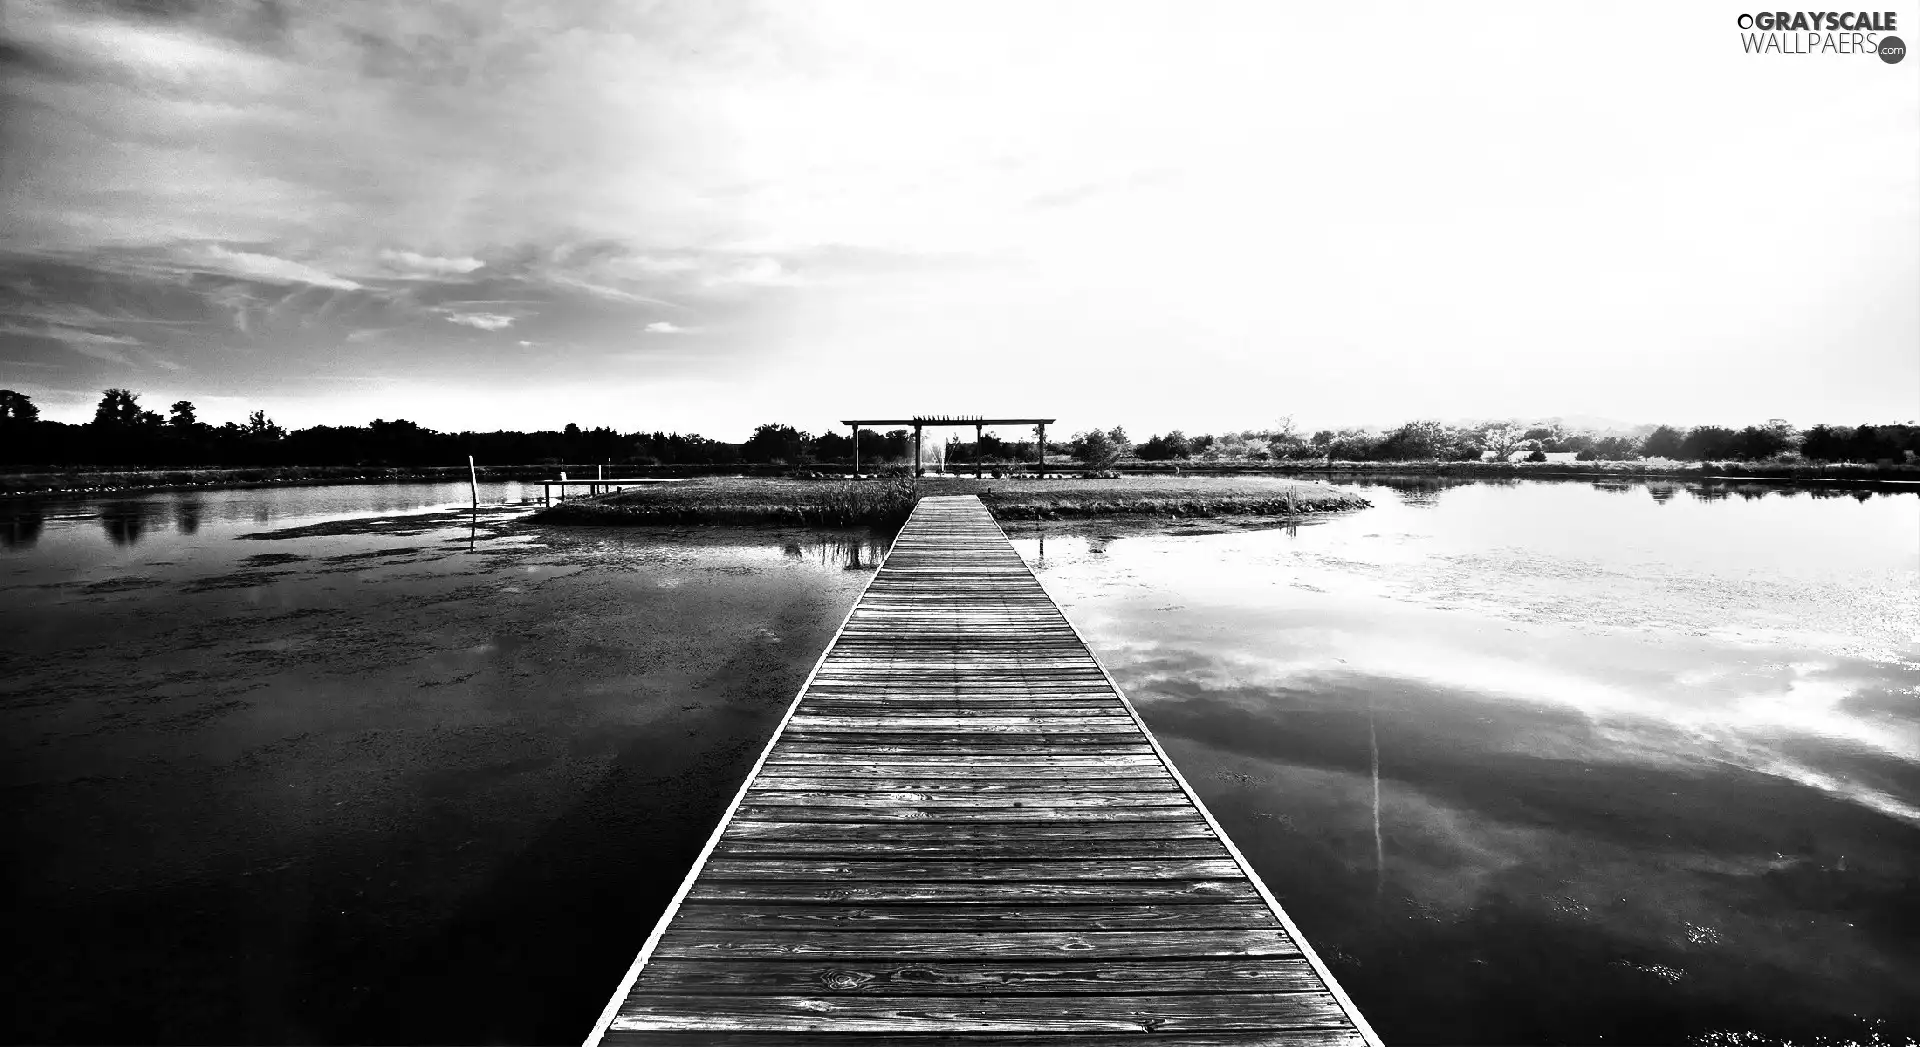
[840,418,1055,426]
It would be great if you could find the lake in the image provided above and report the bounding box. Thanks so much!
[1010,476,1919,1046]
[0,483,887,1044]
[3,477,1915,1045]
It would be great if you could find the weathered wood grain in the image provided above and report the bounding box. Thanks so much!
[697,858,1246,882]
[586,496,1374,1047]
[606,1032,1370,1047]
[650,928,1299,962]
[715,838,1229,861]
[720,819,1221,842]
[609,993,1355,1033]
[664,903,1275,932]
[634,957,1320,994]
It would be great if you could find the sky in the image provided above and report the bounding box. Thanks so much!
[2,0,1916,441]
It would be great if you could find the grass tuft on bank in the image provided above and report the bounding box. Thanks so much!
[921,475,1369,519]
[534,476,921,527]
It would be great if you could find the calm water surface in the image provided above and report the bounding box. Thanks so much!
[5,479,1915,1045]
[1,483,887,1044]
[1012,478,1919,1046]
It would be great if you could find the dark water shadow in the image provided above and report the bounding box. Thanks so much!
[3,501,44,549]
[99,500,169,546]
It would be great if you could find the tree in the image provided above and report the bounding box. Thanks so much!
[1639,425,1685,459]
[1586,435,1638,461]
[1678,425,1736,461]
[1135,431,1192,460]
[742,423,812,464]
[1479,424,1526,460]
[1800,424,1849,462]
[245,410,285,439]
[1375,420,1456,461]
[168,401,198,428]
[92,388,144,428]
[1072,427,1130,470]
[0,389,39,423]
[1732,424,1791,460]
[814,430,852,462]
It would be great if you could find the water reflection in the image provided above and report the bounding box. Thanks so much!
[3,503,43,549]
[98,501,161,546]
[779,533,890,571]
[1020,477,1920,1045]
[1388,478,1449,507]
[174,496,202,535]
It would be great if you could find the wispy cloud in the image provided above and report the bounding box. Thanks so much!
[379,250,486,278]
[644,321,692,334]
[0,321,142,365]
[441,311,516,331]
[189,246,362,291]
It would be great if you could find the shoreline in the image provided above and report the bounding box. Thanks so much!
[4,457,1911,500]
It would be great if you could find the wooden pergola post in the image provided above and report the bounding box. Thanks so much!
[839,417,1054,480]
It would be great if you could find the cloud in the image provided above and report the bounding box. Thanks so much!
[191,246,362,290]
[644,321,692,334]
[442,311,515,331]
[0,321,142,364]
[379,250,486,277]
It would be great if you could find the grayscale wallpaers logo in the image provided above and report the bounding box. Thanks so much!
[1735,10,1903,57]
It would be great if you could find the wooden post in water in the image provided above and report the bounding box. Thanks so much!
[467,455,478,509]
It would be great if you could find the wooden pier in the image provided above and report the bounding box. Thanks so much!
[585,495,1379,1046]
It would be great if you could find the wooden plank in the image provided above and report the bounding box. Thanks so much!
[720,820,1221,842]
[738,791,1194,809]
[715,838,1228,860]
[684,880,1262,905]
[664,903,1275,932]
[650,928,1297,961]
[730,805,1206,823]
[608,993,1355,1033]
[697,858,1246,882]
[584,496,1377,1047]
[607,1032,1369,1047]
[747,776,1175,793]
[633,957,1320,995]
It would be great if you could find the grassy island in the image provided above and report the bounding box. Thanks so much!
[534,474,1369,528]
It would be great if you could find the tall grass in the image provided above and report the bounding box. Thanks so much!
[537,476,920,527]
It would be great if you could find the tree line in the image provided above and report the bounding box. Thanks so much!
[0,389,739,468]
[1,389,1913,469]
[1121,418,1917,465]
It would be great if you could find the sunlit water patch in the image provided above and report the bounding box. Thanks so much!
[1011,478,1919,1046]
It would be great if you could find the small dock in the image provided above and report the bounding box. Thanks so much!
[586,496,1379,1046]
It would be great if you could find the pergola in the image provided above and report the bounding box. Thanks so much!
[840,415,1057,477]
